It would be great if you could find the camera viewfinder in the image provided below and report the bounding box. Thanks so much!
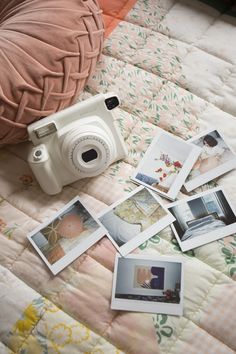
[105,96,119,110]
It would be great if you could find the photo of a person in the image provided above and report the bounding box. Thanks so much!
[190,133,228,176]
[185,129,236,192]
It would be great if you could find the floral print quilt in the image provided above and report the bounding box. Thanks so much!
[1,1,236,353]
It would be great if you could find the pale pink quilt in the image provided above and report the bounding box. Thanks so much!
[1,1,236,354]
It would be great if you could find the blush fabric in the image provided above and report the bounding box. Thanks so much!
[98,0,138,36]
[0,0,104,146]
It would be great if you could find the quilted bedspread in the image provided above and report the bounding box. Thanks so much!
[1,1,236,353]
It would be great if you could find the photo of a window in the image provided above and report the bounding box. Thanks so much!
[168,187,236,251]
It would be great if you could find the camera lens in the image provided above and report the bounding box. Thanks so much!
[105,96,119,110]
[81,149,98,163]
[61,126,114,176]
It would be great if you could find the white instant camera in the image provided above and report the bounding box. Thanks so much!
[27,93,127,195]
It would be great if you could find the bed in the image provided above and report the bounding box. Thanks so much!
[1,1,236,354]
[181,213,226,241]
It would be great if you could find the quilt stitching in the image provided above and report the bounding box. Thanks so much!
[0,343,17,354]
[102,18,236,114]
[8,300,48,354]
[157,9,236,66]
[135,239,236,350]
[0,118,234,320]
[118,1,178,33]
[123,0,236,116]
[2,139,234,283]
[159,4,222,44]
[164,316,234,354]
[88,54,168,108]
[3,177,234,321]
[160,272,235,354]
[42,253,89,299]
[87,55,202,129]
[8,244,30,273]
[1,158,234,342]
[102,25,190,83]
[1,1,236,353]
[121,1,236,66]
[173,44,235,97]
[53,253,128,351]
[148,224,235,279]
[29,246,235,352]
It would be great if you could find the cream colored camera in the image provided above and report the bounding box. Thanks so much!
[27,93,127,195]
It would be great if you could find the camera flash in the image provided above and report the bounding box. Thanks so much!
[34,122,57,139]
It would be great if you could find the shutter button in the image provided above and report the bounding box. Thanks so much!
[33,149,43,161]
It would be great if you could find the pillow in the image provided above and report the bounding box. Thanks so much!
[99,211,141,246]
[187,215,215,228]
[0,0,104,146]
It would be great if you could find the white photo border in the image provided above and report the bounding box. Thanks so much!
[167,186,236,252]
[184,128,236,192]
[111,253,184,316]
[27,196,106,275]
[131,130,201,200]
[97,186,175,256]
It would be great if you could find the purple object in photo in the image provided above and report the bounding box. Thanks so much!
[150,267,165,289]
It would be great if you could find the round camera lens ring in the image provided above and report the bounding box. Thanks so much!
[60,124,116,176]
[70,135,111,173]
[81,148,98,163]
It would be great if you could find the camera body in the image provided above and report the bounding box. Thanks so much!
[27,93,127,195]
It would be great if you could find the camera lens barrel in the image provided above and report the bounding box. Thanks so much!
[60,125,115,176]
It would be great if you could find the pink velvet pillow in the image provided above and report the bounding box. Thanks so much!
[0,0,104,146]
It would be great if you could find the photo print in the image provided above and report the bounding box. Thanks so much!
[98,186,175,256]
[28,196,106,274]
[132,130,201,200]
[184,128,236,192]
[168,187,236,252]
[111,254,184,316]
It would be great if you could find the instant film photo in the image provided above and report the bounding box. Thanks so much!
[132,130,201,200]
[28,196,106,274]
[98,186,175,256]
[167,187,236,252]
[111,254,184,316]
